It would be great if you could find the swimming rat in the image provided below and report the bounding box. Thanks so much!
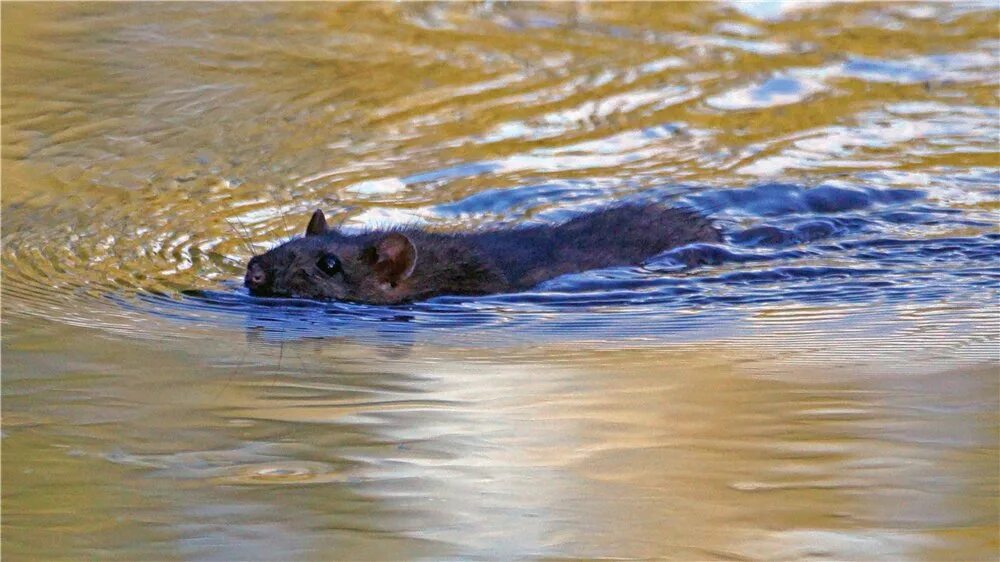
[244,203,722,304]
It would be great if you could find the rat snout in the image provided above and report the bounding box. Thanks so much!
[244,261,270,294]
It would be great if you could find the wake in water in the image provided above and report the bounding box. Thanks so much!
[125,181,995,349]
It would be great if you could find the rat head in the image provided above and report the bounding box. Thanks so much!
[244,210,418,304]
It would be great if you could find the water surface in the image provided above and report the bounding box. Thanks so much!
[3,3,998,560]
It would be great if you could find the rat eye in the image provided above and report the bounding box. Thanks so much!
[317,254,342,276]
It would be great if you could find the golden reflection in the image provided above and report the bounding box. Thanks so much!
[2,1,997,560]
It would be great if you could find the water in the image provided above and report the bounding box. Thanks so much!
[2,3,997,560]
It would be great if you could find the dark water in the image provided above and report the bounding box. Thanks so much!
[3,3,998,560]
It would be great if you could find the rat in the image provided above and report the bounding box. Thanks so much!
[244,203,722,304]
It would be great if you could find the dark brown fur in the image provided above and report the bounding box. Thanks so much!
[244,204,722,304]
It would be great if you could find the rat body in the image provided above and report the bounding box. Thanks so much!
[244,203,722,304]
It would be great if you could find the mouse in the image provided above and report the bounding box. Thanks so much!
[244,203,722,304]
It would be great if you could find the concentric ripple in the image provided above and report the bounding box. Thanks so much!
[2,2,997,355]
[3,4,999,561]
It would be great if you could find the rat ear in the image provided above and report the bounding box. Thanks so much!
[305,209,328,236]
[369,233,417,286]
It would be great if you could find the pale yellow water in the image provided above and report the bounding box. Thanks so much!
[3,3,998,561]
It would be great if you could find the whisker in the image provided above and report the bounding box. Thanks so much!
[212,342,249,404]
[215,253,246,266]
[284,210,299,244]
[272,342,285,392]
[225,218,255,256]
[328,187,350,231]
[232,215,258,253]
[232,215,253,239]
[336,210,351,230]
[273,187,294,243]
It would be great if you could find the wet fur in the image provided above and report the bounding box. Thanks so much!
[245,203,722,304]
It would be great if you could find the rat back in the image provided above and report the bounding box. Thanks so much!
[470,204,721,288]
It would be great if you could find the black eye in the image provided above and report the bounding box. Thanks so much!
[317,254,342,276]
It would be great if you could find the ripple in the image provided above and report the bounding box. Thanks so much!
[706,74,828,111]
[1,1,996,356]
[216,462,346,486]
[4,178,997,351]
[3,4,999,560]
[840,51,996,84]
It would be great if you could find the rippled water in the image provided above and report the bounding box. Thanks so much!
[3,3,998,560]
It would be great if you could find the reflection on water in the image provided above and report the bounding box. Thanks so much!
[5,321,996,560]
[2,2,998,560]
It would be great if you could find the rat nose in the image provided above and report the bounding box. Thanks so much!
[245,262,268,291]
